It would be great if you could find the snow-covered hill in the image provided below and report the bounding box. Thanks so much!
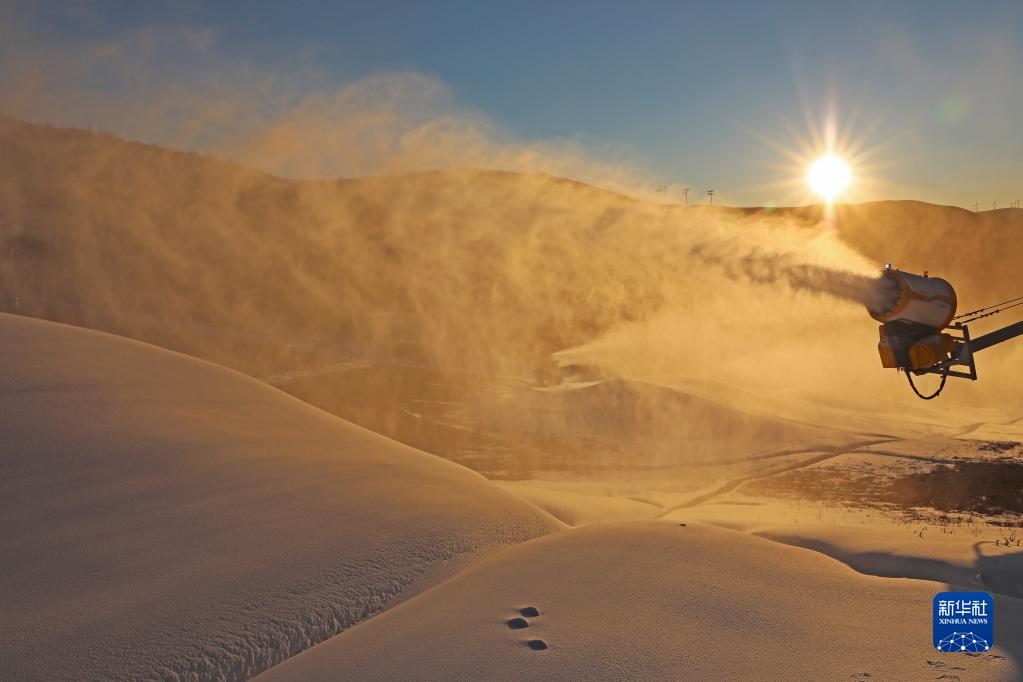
[0,313,560,680]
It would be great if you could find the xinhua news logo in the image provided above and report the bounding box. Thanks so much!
[933,591,994,652]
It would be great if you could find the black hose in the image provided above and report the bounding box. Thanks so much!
[906,369,948,400]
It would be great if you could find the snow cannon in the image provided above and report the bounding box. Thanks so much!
[869,265,1023,399]
[868,267,957,375]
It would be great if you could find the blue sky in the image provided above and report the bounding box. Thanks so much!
[4,1,1023,207]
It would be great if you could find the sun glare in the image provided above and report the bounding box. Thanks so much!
[744,100,887,207]
[807,154,851,201]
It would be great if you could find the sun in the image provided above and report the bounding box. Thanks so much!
[807,154,851,201]
[743,99,887,208]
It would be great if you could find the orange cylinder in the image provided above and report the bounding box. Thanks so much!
[868,269,957,330]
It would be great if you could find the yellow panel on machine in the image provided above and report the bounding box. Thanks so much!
[877,325,898,368]
[908,333,956,370]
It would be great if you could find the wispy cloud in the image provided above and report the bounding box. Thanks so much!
[0,5,651,193]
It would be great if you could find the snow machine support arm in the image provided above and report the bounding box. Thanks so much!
[914,318,1023,383]
[967,319,1023,354]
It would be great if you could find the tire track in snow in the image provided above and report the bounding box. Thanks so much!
[657,438,901,514]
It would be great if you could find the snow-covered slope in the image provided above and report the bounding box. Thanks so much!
[262,521,1022,681]
[0,313,561,680]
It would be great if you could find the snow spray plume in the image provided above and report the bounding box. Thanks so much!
[689,243,898,311]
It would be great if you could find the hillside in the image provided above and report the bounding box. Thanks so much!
[5,118,1022,374]
[3,116,1023,478]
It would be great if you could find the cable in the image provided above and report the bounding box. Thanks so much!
[954,294,1023,321]
[957,299,1023,325]
[906,368,948,400]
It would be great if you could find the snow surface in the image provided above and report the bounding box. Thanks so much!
[0,313,561,680]
[672,498,1023,599]
[498,481,662,525]
[262,521,1023,681]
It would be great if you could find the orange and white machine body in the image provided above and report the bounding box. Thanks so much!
[868,265,1023,398]
[869,268,958,371]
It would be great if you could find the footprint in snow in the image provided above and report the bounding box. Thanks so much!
[506,605,548,650]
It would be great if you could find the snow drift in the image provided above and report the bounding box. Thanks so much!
[0,313,560,680]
